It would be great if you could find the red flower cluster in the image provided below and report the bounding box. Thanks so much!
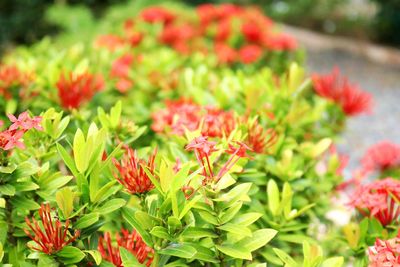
[98,229,154,267]
[349,178,400,226]
[151,98,236,137]
[246,119,277,154]
[186,136,251,184]
[361,141,400,174]
[0,64,33,99]
[113,147,157,194]
[24,203,80,254]
[95,21,143,51]
[56,71,104,109]
[312,67,373,116]
[110,53,139,93]
[137,4,296,64]
[0,111,42,151]
[369,234,400,266]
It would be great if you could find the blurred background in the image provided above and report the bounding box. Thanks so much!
[1,0,400,49]
[1,0,400,169]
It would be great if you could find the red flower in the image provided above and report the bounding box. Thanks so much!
[113,147,157,194]
[214,43,237,64]
[242,22,264,44]
[159,24,197,53]
[361,141,400,174]
[56,71,104,109]
[24,203,80,254]
[349,178,400,226]
[140,6,175,25]
[369,235,400,266]
[95,35,125,51]
[197,4,219,26]
[111,54,135,93]
[0,64,33,99]
[151,98,201,135]
[312,68,373,116]
[215,19,231,42]
[98,229,153,267]
[263,33,298,51]
[238,44,263,64]
[202,107,236,138]
[246,120,277,154]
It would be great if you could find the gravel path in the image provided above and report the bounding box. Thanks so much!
[305,49,400,171]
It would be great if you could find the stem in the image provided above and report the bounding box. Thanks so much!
[5,197,16,246]
[151,253,160,267]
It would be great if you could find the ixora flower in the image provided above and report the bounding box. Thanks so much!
[349,178,400,226]
[110,54,135,93]
[246,119,278,154]
[312,67,373,116]
[369,235,400,266]
[24,203,80,254]
[56,71,104,109]
[0,64,33,99]
[140,6,175,25]
[98,229,154,267]
[186,136,251,184]
[151,98,236,137]
[112,147,157,194]
[95,34,125,51]
[0,111,42,151]
[238,45,263,64]
[361,141,400,174]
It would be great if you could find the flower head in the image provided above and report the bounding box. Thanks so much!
[24,203,80,254]
[238,44,263,64]
[111,54,135,93]
[140,6,175,25]
[0,64,33,99]
[113,148,157,194]
[8,111,43,131]
[369,235,400,266]
[349,178,400,226]
[95,34,125,51]
[98,229,154,267]
[246,119,277,154]
[312,67,373,116]
[56,71,104,109]
[361,141,400,174]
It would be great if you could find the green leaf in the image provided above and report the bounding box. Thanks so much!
[186,243,219,263]
[14,181,39,192]
[75,213,99,229]
[216,244,252,260]
[268,179,280,216]
[56,187,74,219]
[220,202,243,224]
[0,184,15,196]
[179,195,201,220]
[218,223,252,238]
[119,247,143,266]
[181,227,218,239]
[93,180,118,203]
[0,242,3,262]
[321,257,344,267]
[135,211,154,230]
[238,229,277,252]
[159,244,197,259]
[85,250,102,265]
[0,198,5,208]
[74,129,89,173]
[150,226,172,240]
[10,196,40,210]
[273,248,297,267]
[56,246,85,264]
[122,208,153,246]
[95,198,126,214]
[57,143,78,177]
[232,213,262,226]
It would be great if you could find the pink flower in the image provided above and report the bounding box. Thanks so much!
[349,178,400,226]
[1,130,25,150]
[361,141,400,174]
[312,67,373,116]
[8,112,43,131]
[369,235,400,267]
[238,44,263,64]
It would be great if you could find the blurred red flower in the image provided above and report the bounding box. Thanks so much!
[361,141,400,174]
[140,6,175,25]
[369,234,400,266]
[312,67,373,116]
[238,44,263,64]
[56,71,104,109]
[349,178,400,226]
